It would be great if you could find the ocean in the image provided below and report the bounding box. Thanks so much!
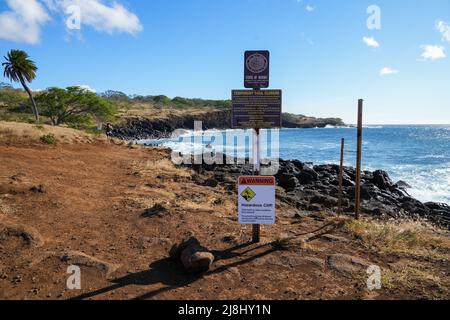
[138,125,450,204]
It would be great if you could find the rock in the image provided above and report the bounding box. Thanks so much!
[222,235,236,243]
[394,180,412,190]
[424,202,450,211]
[141,203,167,218]
[204,178,219,188]
[297,166,319,185]
[269,255,325,270]
[180,157,448,228]
[213,173,226,182]
[361,202,396,217]
[310,194,338,208]
[326,254,371,275]
[372,170,393,190]
[0,220,44,247]
[401,197,427,213]
[170,237,214,273]
[321,234,350,243]
[29,185,45,193]
[342,177,355,187]
[279,174,299,191]
[307,203,323,212]
[191,174,205,185]
[181,250,214,274]
[60,251,120,277]
[360,183,381,200]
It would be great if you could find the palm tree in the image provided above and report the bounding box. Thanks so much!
[2,50,40,123]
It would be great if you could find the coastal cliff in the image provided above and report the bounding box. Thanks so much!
[110,109,346,140]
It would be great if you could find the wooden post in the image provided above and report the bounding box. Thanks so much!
[355,99,363,220]
[338,138,345,215]
[252,128,261,243]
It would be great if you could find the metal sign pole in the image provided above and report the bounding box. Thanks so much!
[338,138,345,215]
[355,99,363,220]
[252,127,261,243]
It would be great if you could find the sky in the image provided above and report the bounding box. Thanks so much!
[0,0,449,124]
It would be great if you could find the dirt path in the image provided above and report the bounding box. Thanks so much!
[0,141,448,300]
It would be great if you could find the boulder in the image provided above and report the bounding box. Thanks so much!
[372,170,393,190]
[394,180,412,190]
[297,166,319,185]
[401,197,427,213]
[360,183,381,200]
[310,194,338,208]
[169,237,214,273]
[279,174,299,191]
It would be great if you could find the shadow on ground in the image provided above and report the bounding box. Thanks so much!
[70,241,279,300]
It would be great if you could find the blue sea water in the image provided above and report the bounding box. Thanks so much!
[138,125,450,204]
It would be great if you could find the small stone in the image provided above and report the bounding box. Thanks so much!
[141,204,167,218]
[326,254,371,275]
[29,185,46,193]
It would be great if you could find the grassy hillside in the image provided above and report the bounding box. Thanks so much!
[0,86,345,130]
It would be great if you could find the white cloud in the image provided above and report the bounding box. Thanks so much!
[0,0,142,44]
[44,0,143,35]
[380,67,399,76]
[78,84,96,92]
[421,45,446,60]
[362,36,380,48]
[305,5,315,12]
[0,0,50,44]
[436,20,450,44]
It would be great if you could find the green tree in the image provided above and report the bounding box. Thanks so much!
[2,50,40,123]
[37,86,115,126]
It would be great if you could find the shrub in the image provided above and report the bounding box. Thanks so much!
[40,133,56,145]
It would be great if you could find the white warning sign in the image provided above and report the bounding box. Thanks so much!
[238,176,276,225]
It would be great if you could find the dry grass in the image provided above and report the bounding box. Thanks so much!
[344,218,450,258]
[131,158,192,179]
[382,261,449,298]
[344,218,450,298]
[0,121,108,145]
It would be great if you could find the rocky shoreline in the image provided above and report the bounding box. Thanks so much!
[184,156,450,228]
[109,110,346,140]
[109,113,449,228]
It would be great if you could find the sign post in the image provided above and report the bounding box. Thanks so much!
[232,50,281,243]
[338,138,345,215]
[253,128,261,242]
[355,99,363,220]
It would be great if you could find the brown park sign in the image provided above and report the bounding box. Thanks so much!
[232,89,282,129]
